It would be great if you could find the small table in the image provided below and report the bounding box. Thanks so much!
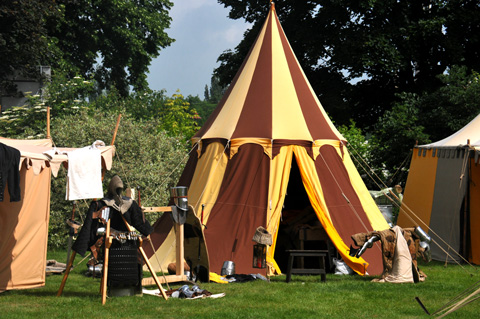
[285,250,327,283]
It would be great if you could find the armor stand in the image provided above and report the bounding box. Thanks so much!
[141,206,188,286]
[57,217,168,303]
[119,214,169,300]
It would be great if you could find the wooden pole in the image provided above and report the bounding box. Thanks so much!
[56,251,76,296]
[110,114,122,145]
[46,107,51,139]
[175,223,185,276]
[138,239,169,300]
[120,215,168,300]
[101,219,112,305]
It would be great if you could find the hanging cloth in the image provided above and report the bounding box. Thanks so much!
[66,141,104,200]
[0,143,21,202]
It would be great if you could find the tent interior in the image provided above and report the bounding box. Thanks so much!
[274,157,337,273]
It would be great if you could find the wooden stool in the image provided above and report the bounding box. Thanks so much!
[285,250,327,283]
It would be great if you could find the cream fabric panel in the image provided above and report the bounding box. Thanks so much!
[188,142,228,223]
[145,227,177,273]
[265,145,293,274]
[0,137,114,177]
[425,113,480,147]
[271,17,312,141]
[0,166,51,291]
[200,18,268,140]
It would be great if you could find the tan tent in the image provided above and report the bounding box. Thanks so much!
[398,114,480,264]
[145,3,389,277]
[0,137,114,292]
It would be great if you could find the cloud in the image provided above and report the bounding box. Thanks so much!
[221,24,249,44]
[147,1,251,97]
[171,0,215,21]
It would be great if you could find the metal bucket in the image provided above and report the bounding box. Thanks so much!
[221,261,235,276]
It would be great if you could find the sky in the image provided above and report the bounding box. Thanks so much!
[146,1,252,98]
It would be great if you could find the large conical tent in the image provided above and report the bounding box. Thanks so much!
[397,113,480,265]
[145,3,389,277]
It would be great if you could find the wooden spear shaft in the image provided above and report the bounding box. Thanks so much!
[110,114,122,145]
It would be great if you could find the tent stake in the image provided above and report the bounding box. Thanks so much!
[415,297,431,315]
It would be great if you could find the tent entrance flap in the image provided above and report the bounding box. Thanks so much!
[274,158,335,273]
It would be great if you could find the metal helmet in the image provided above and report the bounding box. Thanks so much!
[170,186,188,212]
[107,175,124,206]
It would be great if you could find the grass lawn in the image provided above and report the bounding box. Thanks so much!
[1,250,479,318]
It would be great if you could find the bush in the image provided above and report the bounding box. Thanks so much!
[47,109,190,248]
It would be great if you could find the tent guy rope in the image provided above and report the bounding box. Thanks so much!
[346,141,477,273]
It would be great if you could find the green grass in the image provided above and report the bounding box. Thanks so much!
[1,250,479,318]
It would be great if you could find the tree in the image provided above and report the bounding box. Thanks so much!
[1,0,174,98]
[92,88,169,121]
[206,75,225,104]
[371,65,480,183]
[0,73,95,138]
[46,0,175,96]
[156,92,200,139]
[418,65,480,142]
[204,85,210,102]
[216,0,480,129]
[370,92,430,186]
[187,95,217,128]
[337,120,379,189]
[0,0,59,96]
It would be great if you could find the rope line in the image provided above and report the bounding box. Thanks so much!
[150,141,200,200]
[147,238,171,290]
[346,142,476,271]
[387,151,411,185]
[317,148,371,234]
[432,281,480,317]
[433,279,480,314]
[396,196,473,269]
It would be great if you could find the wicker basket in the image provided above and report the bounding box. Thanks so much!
[252,226,273,246]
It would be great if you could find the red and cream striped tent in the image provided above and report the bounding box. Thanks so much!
[145,3,389,277]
